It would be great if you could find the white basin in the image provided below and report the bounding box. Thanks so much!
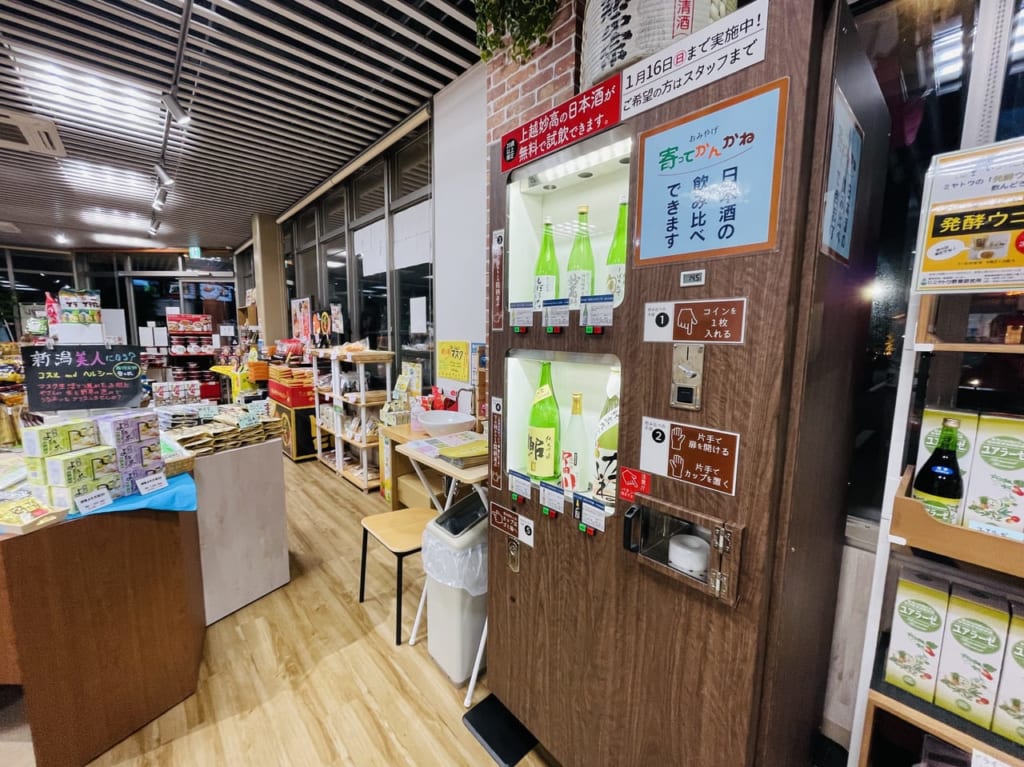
[419,410,476,436]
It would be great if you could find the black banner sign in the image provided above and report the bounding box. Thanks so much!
[22,345,145,411]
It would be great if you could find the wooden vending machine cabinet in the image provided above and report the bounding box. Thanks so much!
[485,2,890,766]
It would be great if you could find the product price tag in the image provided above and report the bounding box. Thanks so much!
[198,404,219,419]
[247,400,268,416]
[136,472,169,495]
[542,298,570,328]
[510,301,534,328]
[508,470,532,501]
[576,494,607,532]
[972,751,1010,767]
[237,413,260,429]
[580,294,614,327]
[76,488,113,514]
[539,481,564,514]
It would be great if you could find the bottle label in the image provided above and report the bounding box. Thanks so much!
[567,270,591,309]
[592,407,619,501]
[533,275,556,310]
[561,449,581,493]
[533,385,553,405]
[912,489,962,524]
[528,427,556,478]
[606,264,625,305]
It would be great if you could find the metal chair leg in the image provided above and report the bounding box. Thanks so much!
[359,528,368,603]
[395,554,404,645]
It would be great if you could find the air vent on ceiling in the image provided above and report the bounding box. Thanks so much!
[0,109,65,157]
[0,222,21,234]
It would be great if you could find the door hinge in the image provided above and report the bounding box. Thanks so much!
[710,569,728,599]
[713,526,732,554]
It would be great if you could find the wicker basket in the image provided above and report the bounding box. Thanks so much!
[165,451,196,477]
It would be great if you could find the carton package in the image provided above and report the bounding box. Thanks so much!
[993,601,1024,745]
[26,483,50,506]
[115,438,164,472]
[935,585,1010,728]
[916,408,979,525]
[963,414,1024,542]
[50,477,124,513]
[45,446,117,486]
[0,497,66,535]
[96,410,159,447]
[22,419,99,457]
[885,569,950,702]
[121,466,162,496]
[24,457,44,484]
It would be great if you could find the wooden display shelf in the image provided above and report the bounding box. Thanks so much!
[915,341,1024,354]
[317,452,340,473]
[340,433,378,449]
[311,349,395,364]
[891,468,1024,578]
[342,467,380,491]
[315,421,337,437]
[915,293,1024,354]
[340,392,388,408]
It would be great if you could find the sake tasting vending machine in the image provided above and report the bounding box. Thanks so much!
[484,2,891,766]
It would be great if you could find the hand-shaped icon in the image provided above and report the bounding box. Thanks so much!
[671,427,685,451]
[669,454,685,478]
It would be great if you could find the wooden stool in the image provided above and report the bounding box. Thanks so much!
[359,507,436,645]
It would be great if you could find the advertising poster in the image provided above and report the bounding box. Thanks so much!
[290,297,312,344]
[437,341,470,382]
[23,345,144,411]
[636,78,788,265]
[821,85,862,263]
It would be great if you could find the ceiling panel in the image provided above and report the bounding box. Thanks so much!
[0,0,478,250]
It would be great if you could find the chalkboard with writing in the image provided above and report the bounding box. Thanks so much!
[22,346,145,411]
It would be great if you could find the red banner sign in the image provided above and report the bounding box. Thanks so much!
[500,74,623,174]
[618,467,652,502]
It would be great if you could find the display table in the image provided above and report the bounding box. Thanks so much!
[0,509,205,767]
[194,439,289,624]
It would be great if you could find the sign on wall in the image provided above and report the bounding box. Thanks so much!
[639,416,739,496]
[643,297,747,344]
[23,345,144,411]
[821,85,863,263]
[437,341,470,382]
[635,78,788,266]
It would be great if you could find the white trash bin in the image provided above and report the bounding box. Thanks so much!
[422,494,488,686]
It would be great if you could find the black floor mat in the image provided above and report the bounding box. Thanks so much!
[463,694,538,767]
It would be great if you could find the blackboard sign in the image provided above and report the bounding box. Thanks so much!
[22,345,145,411]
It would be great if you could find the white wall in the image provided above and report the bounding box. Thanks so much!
[433,64,487,404]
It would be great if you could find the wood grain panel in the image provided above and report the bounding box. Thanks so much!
[1,511,205,767]
[0,560,19,685]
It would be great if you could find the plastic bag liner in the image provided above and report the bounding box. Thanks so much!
[422,533,488,597]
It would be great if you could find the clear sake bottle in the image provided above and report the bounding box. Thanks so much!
[566,205,594,309]
[561,392,588,495]
[606,196,628,305]
[527,362,560,482]
[533,217,559,310]
[592,366,620,503]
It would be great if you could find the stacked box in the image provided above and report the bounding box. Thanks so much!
[49,477,124,513]
[935,585,1010,728]
[121,466,163,496]
[96,411,159,448]
[963,414,1024,541]
[885,569,950,702]
[22,418,98,457]
[114,438,163,473]
[993,601,1024,745]
[24,457,44,484]
[45,446,117,486]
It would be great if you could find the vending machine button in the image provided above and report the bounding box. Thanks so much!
[546,326,561,334]
[578,523,587,533]
[587,527,596,537]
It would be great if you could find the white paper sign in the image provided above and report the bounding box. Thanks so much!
[510,301,534,328]
[410,296,427,334]
[154,327,169,346]
[139,326,155,346]
[517,513,535,547]
[136,472,169,495]
[539,481,564,513]
[542,298,570,328]
[76,488,113,514]
[238,413,260,429]
[219,325,236,338]
[578,495,607,532]
[972,751,1010,767]
[198,404,219,419]
[579,294,614,327]
[621,0,769,119]
[509,470,532,501]
[248,400,268,416]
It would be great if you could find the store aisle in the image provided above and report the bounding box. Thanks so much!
[77,460,545,767]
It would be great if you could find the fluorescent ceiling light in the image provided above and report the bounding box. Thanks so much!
[93,233,158,247]
[54,233,69,245]
[154,164,175,187]
[80,208,150,231]
[161,92,191,125]
[536,138,633,184]
[61,160,152,200]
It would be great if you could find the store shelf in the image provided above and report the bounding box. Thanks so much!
[311,349,395,364]
[315,422,337,437]
[340,392,388,408]
[317,452,340,473]
[914,341,1024,354]
[169,331,214,336]
[891,468,1024,578]
[339,434,378,449]
[342,467,380,491]
[169,353,216,358]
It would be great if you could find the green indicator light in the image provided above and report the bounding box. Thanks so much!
[586,326,594,334]
[513,326,520,333]
[578,523,586,532]
[546,326,553,333]
[511,493,518,502]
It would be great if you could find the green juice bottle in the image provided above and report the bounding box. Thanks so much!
[912,417,964,524]
[533,217,559,310]
[527,362,560,481]
[591,366,620,502]
[566,205,594,310]
[606,196,627,305]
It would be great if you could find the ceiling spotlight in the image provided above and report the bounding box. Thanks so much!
[160,92,191,125]
[147,220,161,237]
[54,233,69,245]
[154,163,174,187]
[152,188,168,211]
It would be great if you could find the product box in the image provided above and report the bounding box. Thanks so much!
[96,411,159,447]
[45,446,117,486]
[22,419,99,458]
[50,477,123,513]
[916,409,979,525]
[885,569,950,702]
[24,457,44,484]
[121,466,162,496]
[0,497,66,535]
[993,601,1024,745]
[115,438,163,472]
[963,414,1024,541]
[935,585,1010,728]
[26,483,50,506]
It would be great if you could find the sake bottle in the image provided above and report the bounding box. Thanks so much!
[566,205,594,309]
[606,196,628,305]
[561,392,588,495]
[912,417,964,524]
[533,217,559,310]
[527,362,560,481]
[592,366,620,503]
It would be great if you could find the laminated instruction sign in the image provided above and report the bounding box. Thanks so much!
[640,416,739,495]
[635,78,788,265]
[821,85,862,263]
[916,137,1024,292]
[23,345,144,411]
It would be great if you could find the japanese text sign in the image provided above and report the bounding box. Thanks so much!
[23,345,144,412]
[621,0,769,119]
[915,137,1024,292]
[490,502,535,548]
[821,85,862,263]
[640,416,739,496]
[437,341,470,382]
[636,78,788,265]
[500,74,622,174]
[643,298,746,344]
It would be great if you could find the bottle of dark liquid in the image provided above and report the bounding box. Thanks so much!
[912,417,964,524]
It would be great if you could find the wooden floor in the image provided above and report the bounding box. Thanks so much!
[5,459,550,767]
